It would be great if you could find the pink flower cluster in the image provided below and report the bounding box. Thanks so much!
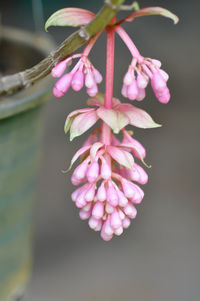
[121,58,170,103]
[71,129,148,241]
[52,55,102,98]
[48,5,178,241]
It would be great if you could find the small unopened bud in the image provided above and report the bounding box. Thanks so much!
[136,88,146,101]
[137,73,148,89]
[107,182,118,206]
[122,217,131,228]
[85,71,95,88]
[100,158,111,179]
[127,80,138,100]
[121,84,128,97]
[124,203,137,219]
[123,71,133,85]
[93,68,103,84]
[110,210,122,230]
[151,71,166,93]
[97,182,106,202]
[86,161,99,183]
[72,159,88,181]
[88,216,99,229]
[53,73,72,97]
[100,221,113,241]
[92,201,104,219]
[71,70,84,91]
[86,83,98,97]
[52,61,67,78]
[85,184,96,202]
[152,59,162,68]
[79,209,91,220]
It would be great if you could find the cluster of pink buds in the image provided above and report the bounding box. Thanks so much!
[52,54,102,98]
[70,129,148,241]
[121,57,170,103]
[47,4,178,240]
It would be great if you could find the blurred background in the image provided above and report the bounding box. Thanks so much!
[1,0,200,300]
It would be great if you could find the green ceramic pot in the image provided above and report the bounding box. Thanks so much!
[0,27,55,300]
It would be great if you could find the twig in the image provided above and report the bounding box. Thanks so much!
[0,0,125,97]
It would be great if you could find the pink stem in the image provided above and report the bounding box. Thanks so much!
[101,27,115,146]
[104,28,115,109]
[115,25,144,64]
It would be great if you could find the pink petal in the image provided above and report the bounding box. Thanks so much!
[90,142,104,161]
[68,145,91,171]
[107,145,134,169]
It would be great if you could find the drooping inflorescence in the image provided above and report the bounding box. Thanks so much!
[47,4,178,240]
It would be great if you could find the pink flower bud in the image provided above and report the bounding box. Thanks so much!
[85,71,95,88]
[86,83,98,97]
[85,184,96,202]
[123,71,133,85]
[128,163,148,185]
[72,159,88,181]
[156,86,170,104]
[53,86,65,98]
[121,84,128,97]
[97,182,106,202]
[122,217,131,228]
[129,184,144,204]
[88,216,99,229]
[93,68,103,84]
[118,209,125,220]
[106,182,118,206]
[53,73,72,97]
[137,73,148,89]
[92,201,104,219]
[100,221,113,241]
[52,61,67,78]
[152,59,162,68]
[110,210,122,230]
[105,203,114,214]
[117,190,128,207]
[136,88,146,101]
[100,158,111,179]
[127,80,138,100]
[71,70,84,91]
[86,161,99,183]
[94,219,102,231]
[79,209,91,220]
[103,217,113,236]
[121,178,137,199]
[159,69,169,82]
[71,186,83,202]
[76,195,87,208]
[123,203,137,219]
[82,203,92,212]
[151,71,166,93]
[71,175,84,186]
[114,226,123,236]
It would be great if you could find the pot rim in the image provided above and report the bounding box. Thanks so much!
[0,26,56,120]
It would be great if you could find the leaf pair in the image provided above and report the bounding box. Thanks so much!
[64,94,161,141]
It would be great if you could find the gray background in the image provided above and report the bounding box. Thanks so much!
[1,0,200,300]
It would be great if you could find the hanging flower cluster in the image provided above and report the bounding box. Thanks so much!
[46,4,178,240]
